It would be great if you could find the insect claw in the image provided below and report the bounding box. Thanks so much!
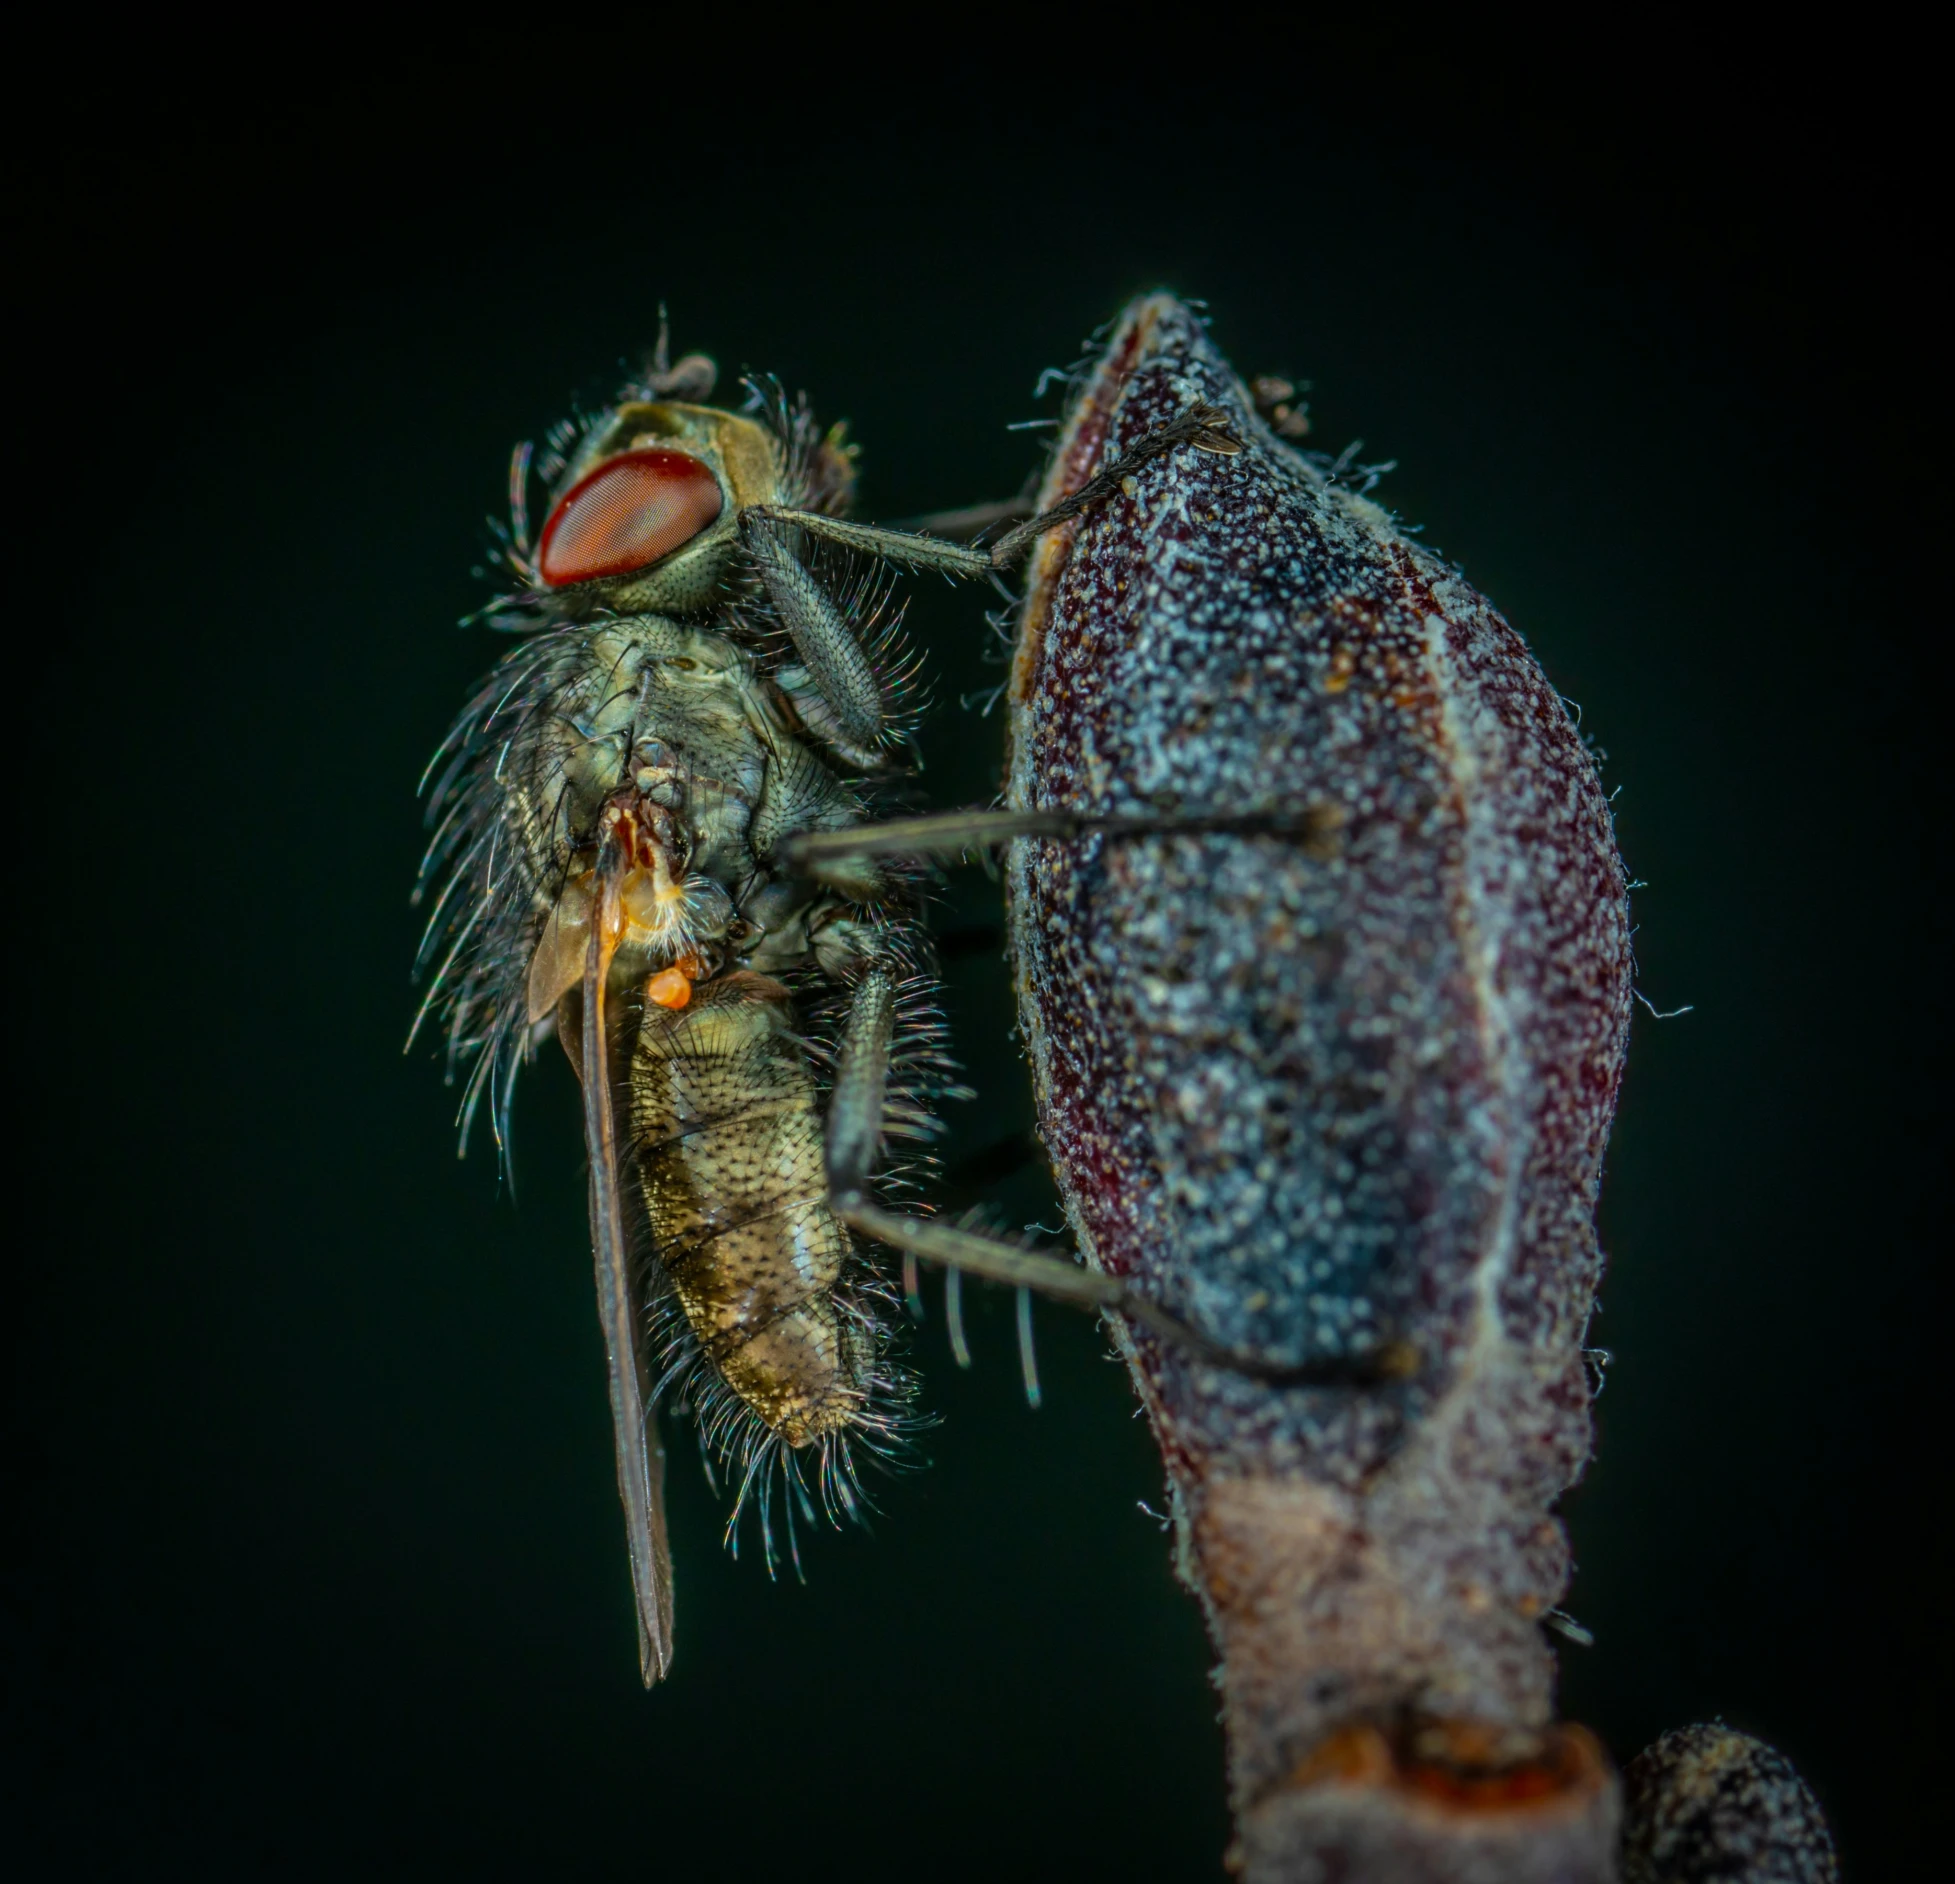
[1181,403,1245,454]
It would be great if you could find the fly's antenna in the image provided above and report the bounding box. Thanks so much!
[624,305,718,403]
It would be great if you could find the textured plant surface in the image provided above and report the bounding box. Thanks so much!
[1006,294,1635,1881]
[1622,1726,1839,1884]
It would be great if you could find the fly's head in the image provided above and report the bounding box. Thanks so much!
[534,402,786,615]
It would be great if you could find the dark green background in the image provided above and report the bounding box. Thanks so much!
[10,45,1941,1879]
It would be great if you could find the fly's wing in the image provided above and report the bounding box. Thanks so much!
[577,909,676,1685]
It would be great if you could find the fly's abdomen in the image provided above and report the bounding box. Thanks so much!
[629,971,868,1446]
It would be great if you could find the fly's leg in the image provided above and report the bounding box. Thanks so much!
[748,401,1242,576]
[823,965,899,1194]
[824,967,1040,1396]
[841,1196,1414,1389]
[745,506,993,585]
[740,404,1241,762]
[742,522,885,756]
[779,802,1345,874]
[982,401,1240,565]
[821,966,1415,1390]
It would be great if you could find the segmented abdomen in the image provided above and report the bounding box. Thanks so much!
[629,971,868,1446]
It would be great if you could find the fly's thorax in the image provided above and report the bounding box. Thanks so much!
[629,970,871,1447]
[540,403,785,614]
[514,620,774,885]
[745,722,880,902]
[738,893,887,980]
[509,608,890,1019]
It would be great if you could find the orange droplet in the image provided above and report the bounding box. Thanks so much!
[646,967,692,1009]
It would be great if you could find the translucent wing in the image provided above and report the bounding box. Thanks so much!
[576,858,675,1684]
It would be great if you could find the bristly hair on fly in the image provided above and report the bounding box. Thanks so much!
[645,1264,928,1580]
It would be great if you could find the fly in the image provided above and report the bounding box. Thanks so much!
[412,321,1268,1684]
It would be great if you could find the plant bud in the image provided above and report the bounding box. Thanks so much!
[1007,294,1634,1882]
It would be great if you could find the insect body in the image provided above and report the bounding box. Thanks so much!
[414,334,1243,1683]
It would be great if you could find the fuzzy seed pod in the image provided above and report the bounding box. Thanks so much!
[1622,1725,1839,1884]
[1006,295,1634,1881]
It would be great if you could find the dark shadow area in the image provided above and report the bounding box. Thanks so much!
[5,39,1941,1879]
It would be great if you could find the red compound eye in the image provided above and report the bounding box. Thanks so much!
[536,449,724,587]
